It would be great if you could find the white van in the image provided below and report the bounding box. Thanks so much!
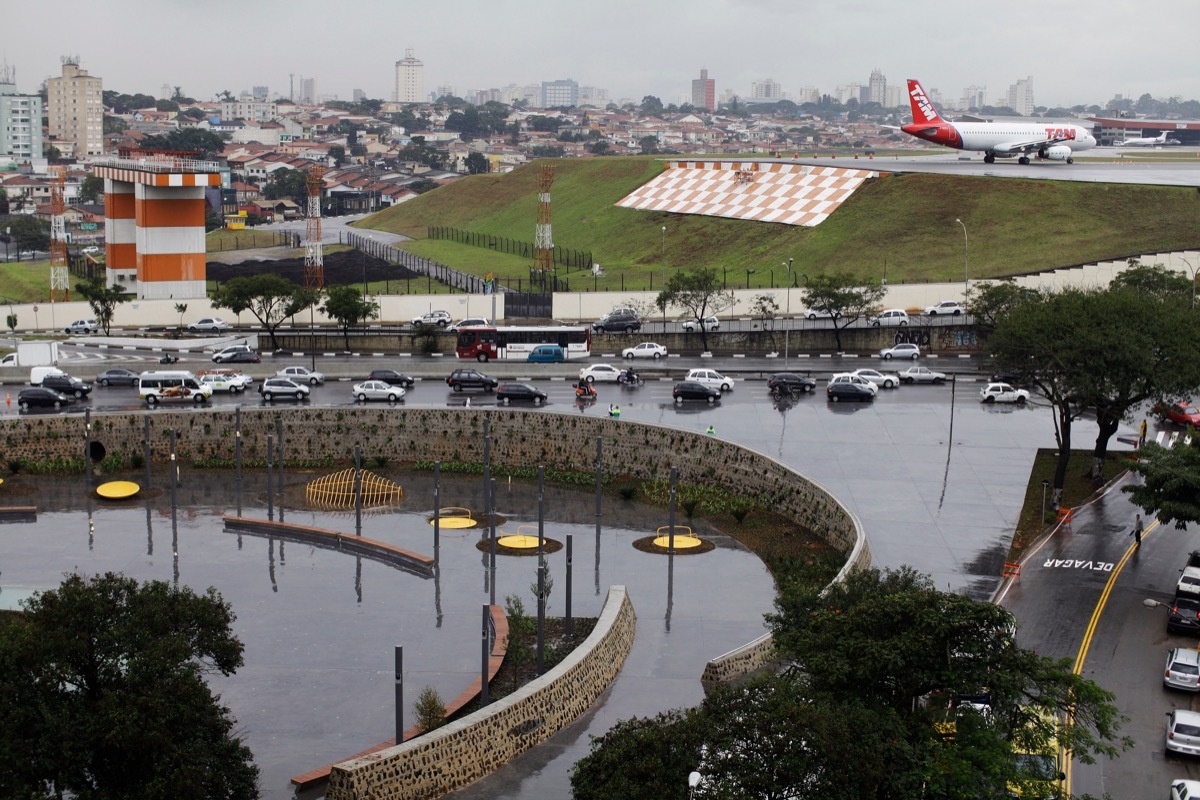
[30,366,66,386]
[137,371,213,405]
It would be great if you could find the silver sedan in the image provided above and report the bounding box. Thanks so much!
[352,380,407,403]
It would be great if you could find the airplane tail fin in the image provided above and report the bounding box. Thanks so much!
[906,79,944,125]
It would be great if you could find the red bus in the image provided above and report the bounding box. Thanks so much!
[454,325,591,362]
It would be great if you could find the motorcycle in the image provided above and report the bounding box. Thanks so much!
[159,353,179,364]
[575,381,598,399]
[617,369,644,387]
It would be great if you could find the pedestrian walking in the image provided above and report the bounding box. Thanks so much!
[1131,514,1143,546]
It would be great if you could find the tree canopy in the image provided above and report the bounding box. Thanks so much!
[139,128,228,160]
[800,272,888,351]
[1125,439,1200,530]
[0,572,259,799]
[211,275,314,350]
[655,266,736,351]
[320,285,379,349]
[76,275,129,335]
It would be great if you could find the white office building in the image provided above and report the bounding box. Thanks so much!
[394,49,424,103]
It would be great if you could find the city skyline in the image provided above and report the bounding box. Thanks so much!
[4,0,1199,109]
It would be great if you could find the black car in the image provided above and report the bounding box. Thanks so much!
[369,369,416,388]
[1169,596,1200,635]
[768,372,817,397]
[446,368,498,392]
[673,380,721,404]
[41,373,93,398]
[497,383,547,405]
[214,349,261,364]
[95,368,140,387]
[826,382,874,402]
[592,309,642,333]
[17,387,73,411]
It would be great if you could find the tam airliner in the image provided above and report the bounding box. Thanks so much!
[900,79,1096,164]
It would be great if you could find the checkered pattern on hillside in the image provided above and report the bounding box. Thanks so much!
[615,161,876,227]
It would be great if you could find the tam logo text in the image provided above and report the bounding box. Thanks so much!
[1044,127,1077,141]
[910,87,937,122]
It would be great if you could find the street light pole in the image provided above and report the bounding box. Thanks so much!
[661,225,667,329]
[782,258,793,366]
[954,218,969,297]
[1181,256,1197,310]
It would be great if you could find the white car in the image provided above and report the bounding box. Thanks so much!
[188,317,230,332]
[880,343,920,360]
[682,315,720,332]
[80,245,101,254]
[579,363,623,383]
[803,308,838,320]
[622,342,668,360]
[352,380,407,402]
[1179,567,1200,598]
[899,366,947,384]
[447,317,491,332]
[64,319,98,335]
[979,382,1029,404]
[851,368,901,389]
[829,373,879,396]
[1166,710,1200,757]
[869,309,910,327]
[924,300,964,316]
[685,368,735,392]
[1173,779,1200,800]
[198,372,252,393]
[276,365,325,385]
[412,310,452,326]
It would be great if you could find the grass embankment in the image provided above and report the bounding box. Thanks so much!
[0,261,89,303]
[205,229,285,253]
[359,157,1200,287]
[1009,448,1130,558]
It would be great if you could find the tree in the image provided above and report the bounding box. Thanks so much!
[320,285,379,350]
[749,293,779,350]
[655,267,736,352]
[211,274,311,350]
[139,128,228,160]
[0,572,259,799]
[45,144,61,162]
[174,302,188,331]
[963,279,1036,337]
[571,707,708,800]
[639,95,664,115]
[261,167,310,204]
[1110,260,1193,299]
[78,175,105,204]
[328,145,346,167]
[413,686,447,735]
[638,135,660,154]
[76,276,128,335]
[587,140,609,155]
[7,214,50,255]
[800,272,888,351]
[1125,440,1200,529]
[464,151,490,175]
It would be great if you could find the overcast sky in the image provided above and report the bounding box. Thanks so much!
[5,0,1198,109]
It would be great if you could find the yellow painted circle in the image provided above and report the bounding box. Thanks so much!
[652,534,703,549]
[96,480,140,499]
[496,534,541,550]
[428,516,476,528]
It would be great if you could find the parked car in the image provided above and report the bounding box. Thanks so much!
[368,369,416,388]
[880,343,921,360]
[352,380,406,402]
[1180,567,1200,598]
[527,345,565,363]
[258,377,310,401]
[829,373,878,396]
[447,317,491,332]
[17,387,73,411]
[852,368,901,389]
[1173,779,1200,800]
[579,364,623,383]
[768,372,817,396]
[622,342,668,360]
[869,309,910,327]
[198,371,252,393]
[827,381,875,402]
[682,315,720,332]
[95,368,140,387]
[212,345,260,364]
[41,373,92,398]
[1165,647,1200,692]
[1157,401,1200,427]
[188,317,229,332]
[446,368,498,392]
[685,368,735,392]
[672,380,721,404]
[1166,709,1200,756]
[80,245,100,255]
[900,366,947,384]
[1168,596,1200,635]
[592,308,641,333]
[412,310,452,326]
[497,383,547,405]
[64,319,98,334]
[924,301,965,316]
[980,382,1030,404]
[803,308,838,320]
[276,365,325,385]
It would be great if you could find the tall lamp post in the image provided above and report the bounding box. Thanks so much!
[661,225,667,329]
[782,258,793,366]
[1181,256,1197,310]
[954,218,969,297]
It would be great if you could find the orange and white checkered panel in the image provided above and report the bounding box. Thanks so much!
[616,161,876,227]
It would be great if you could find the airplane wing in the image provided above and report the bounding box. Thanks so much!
[992,135,1075,154]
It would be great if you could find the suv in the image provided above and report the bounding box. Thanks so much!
[258,377,310,401]
[41,373,92,398]
[446,368,498,392]
[592,308,641,333]
[64,319,98,335]
[412,310,452,327]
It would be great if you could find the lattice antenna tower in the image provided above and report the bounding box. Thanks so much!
[303,167,325,289]
[49,167,70,302]
[534,163,555,274]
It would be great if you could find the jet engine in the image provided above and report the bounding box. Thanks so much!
[1040,145,1072,161]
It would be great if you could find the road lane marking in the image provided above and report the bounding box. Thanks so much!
[1042,559,1114,571]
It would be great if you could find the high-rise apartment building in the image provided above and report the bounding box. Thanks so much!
[868,69,886,105]
[0,65,43,161]
[691,68,715,111]
[959,85,986,110]
[252,85,269,102]
[750,78,782,101]
[47,57,103,157]
[1006,76,1035,116]
[299,77,317,105]
[394,49,424,103]
[540,79,579,108]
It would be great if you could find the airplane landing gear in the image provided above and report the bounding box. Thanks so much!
[983,153,995,164]
[1018,156,1030,165]
[1066,157,1074,164]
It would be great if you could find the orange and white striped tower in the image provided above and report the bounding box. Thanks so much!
[534,163,555,276]
[304,167,325,289]
[49,168,70,302]
[92,149,222,299]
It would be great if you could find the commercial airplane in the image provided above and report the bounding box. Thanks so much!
[1115,131,1168,147]
[900,79,1096,164]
